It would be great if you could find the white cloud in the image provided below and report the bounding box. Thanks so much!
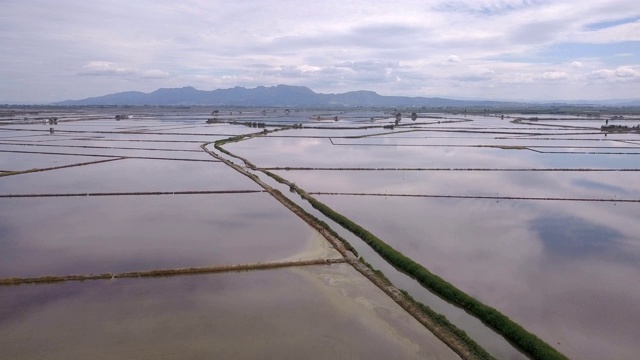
[542,71,569,81]
[615,66,640,78]
[79,62,170,80]
[588,66,640,81]
[589,69,616,79]
[142,70,170,79]
[1,0,639,102]
[79,62,137,76]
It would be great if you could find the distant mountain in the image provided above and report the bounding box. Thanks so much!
[55,84,640,107]
[55,85,522,107]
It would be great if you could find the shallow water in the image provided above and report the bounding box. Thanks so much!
[3,108,637,359]
[228,113,640,359]
[0,158,259,194]
[315,195,640,359]
[0,152,107,172]
[255,171,527,359]
[273,169,640,199]
[0,193,339,278]
[0,265,460,360]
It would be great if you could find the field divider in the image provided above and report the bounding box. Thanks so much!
[0,157,124,177]
[292,185,568,360]
[0,141,203,152]
[309,192,640,203]
[205,134,500,360]
[0,149,220,162]
[260,166,640,171]
[0,258,347,286]
[0,190,265,198]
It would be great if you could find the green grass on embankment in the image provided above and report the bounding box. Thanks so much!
[300,193,568,360]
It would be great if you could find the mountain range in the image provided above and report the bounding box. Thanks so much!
[55,85,640,107]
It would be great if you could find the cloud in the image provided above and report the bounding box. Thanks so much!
[1,0,640,102]
[79,62,137,76]
[541,71,569,81]
[510,19,570,45]
[79,62,169,79]
[142,70,170,79]
[432,0,538,15]
[447,55,461,63]
[448,67,495,82]
[615,66,640,78]
[588,66,640,81]
[335,60,400,72]
[589,69,616,79]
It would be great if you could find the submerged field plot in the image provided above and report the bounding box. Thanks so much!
[2,107,639,359]
[223,112,640,360]
[0,108,463,360]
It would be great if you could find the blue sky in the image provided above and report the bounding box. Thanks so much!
[1,0,639,103]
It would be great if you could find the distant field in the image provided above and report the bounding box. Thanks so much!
[2,107,639,359]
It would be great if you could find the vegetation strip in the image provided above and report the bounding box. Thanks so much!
[310,192,640,203]
[262,170,496,360]
[206,135,499,359]
[0,190,264,198]
[0,258,346,286]
[0,157,123,177]
[295,189,568,360]
[260,166,640,172]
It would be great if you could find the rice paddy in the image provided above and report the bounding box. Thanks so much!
[2,107,639,359]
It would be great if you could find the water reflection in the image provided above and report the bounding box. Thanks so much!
[531,215,621,258]
[0,194,331,278]
[572,178,632,195]
[313,195,640,359]
[0,158,261,194]
[0,265,459,360]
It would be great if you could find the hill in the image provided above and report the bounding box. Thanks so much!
[56,85,518,107]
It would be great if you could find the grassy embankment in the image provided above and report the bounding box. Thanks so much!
[209,132,495,359]
[284,184,567,360]
[262,180,496,360]
[212,125,566,359]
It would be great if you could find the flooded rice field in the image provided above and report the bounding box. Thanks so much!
[226,110,640,359]
[2,107,639,359]
[0,194,342,277]
[0,264,459,360]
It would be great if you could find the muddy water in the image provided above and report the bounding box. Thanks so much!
[0,265,460,360]
[0,193,336,278]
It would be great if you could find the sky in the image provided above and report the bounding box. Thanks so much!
[1,0,639,103]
